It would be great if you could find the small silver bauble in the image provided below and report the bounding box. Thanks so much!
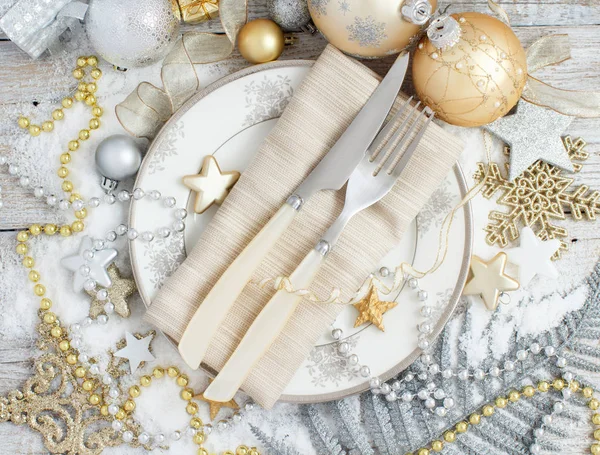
[85,0,180,68]
[95,135,143,192]
[267,0,312,31]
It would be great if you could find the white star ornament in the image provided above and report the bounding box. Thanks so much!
[505,227,561,286]
[114,332,156,374]
[60,236,118,293]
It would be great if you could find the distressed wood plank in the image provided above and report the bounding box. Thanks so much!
[0,0,598,40]
[2,25,600,103]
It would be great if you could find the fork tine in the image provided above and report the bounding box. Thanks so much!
[373,100,421,173]
[387,108,434,176]
[369,96,414,161]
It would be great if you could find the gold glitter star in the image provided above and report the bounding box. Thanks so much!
[463,253,519,311]
[194,380,239,420]
[183,155,240,214]
[353,287,397,332]
[86,264,136,319]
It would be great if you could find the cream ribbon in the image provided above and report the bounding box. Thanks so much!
[116,0,248,139]
[522,34,600,118]
[487,0,600,118]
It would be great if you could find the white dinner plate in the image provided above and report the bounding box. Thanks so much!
[130,60,473,403]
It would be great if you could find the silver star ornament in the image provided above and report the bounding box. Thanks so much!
[60,236,118,293]
[114,332,156,374]
[505,226,561,286]
[485,101,574,181]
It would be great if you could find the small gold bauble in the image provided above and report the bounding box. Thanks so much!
[412,12,527,127]
[129,385,141,398]
[584,387,595,398]
[238,19,285,64]
[443,431,456,443]
[456,421,469,432]
[431,440,444,452]
[75,367,86,378]
[167,366,179,378]
[153,367,165,378]
[309,0,437,58]
[29,224,42,236]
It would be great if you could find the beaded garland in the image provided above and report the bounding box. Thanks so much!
[407,378,600,455]
[3,55,599,455]
[0,56,260,455]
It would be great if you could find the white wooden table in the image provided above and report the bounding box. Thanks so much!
[0,1,599,453]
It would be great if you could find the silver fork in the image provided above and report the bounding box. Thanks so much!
[203,102,435,402]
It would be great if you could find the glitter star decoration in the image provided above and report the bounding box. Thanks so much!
[485,100,574,181]
[353,286,398,332]
[60,236,118,293]
[195,380,239,420]
[85,264,136,319]
[114,332,156,374]
[182,155,240,214]
[474,136,596,259]
[463,253,519,311]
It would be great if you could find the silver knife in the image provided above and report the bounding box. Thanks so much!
[178,52,411,370]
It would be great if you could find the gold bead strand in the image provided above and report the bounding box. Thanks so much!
[56,56,103,204]
[17,55,98,136]
[117,366,259,453]
[409,380,600,455]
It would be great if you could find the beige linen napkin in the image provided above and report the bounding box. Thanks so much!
[145,45,464,409]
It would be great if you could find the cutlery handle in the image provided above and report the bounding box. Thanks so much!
[203,248,325,402]
[178,203,298,370]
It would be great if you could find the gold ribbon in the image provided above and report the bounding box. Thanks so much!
[487,0,600,118]
[116,0,247,139]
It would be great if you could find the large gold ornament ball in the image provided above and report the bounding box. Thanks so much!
[238,19,285,64]
[412,12,528,127]
[308,0,437,58]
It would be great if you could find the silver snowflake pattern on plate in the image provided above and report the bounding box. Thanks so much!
[309,0,330,17]
[306,336,361,387]
[416,179,454,238]
[338,0,350,14]
[147,121,185,175]
[143,231,185,289]
[346,15,387,48]
[243,75,294,127]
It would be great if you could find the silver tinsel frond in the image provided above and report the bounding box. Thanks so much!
[297,260,600,455]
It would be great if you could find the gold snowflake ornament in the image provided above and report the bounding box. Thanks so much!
[474,137,597,259]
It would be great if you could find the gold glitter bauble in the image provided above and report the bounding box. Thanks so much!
[412,12,527,127]
[237,19,285,64]
[309,0,437,58]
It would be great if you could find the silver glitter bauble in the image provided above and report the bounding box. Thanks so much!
[95,135,143,192]
[267,0,311,31]
[85,0,181,68]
